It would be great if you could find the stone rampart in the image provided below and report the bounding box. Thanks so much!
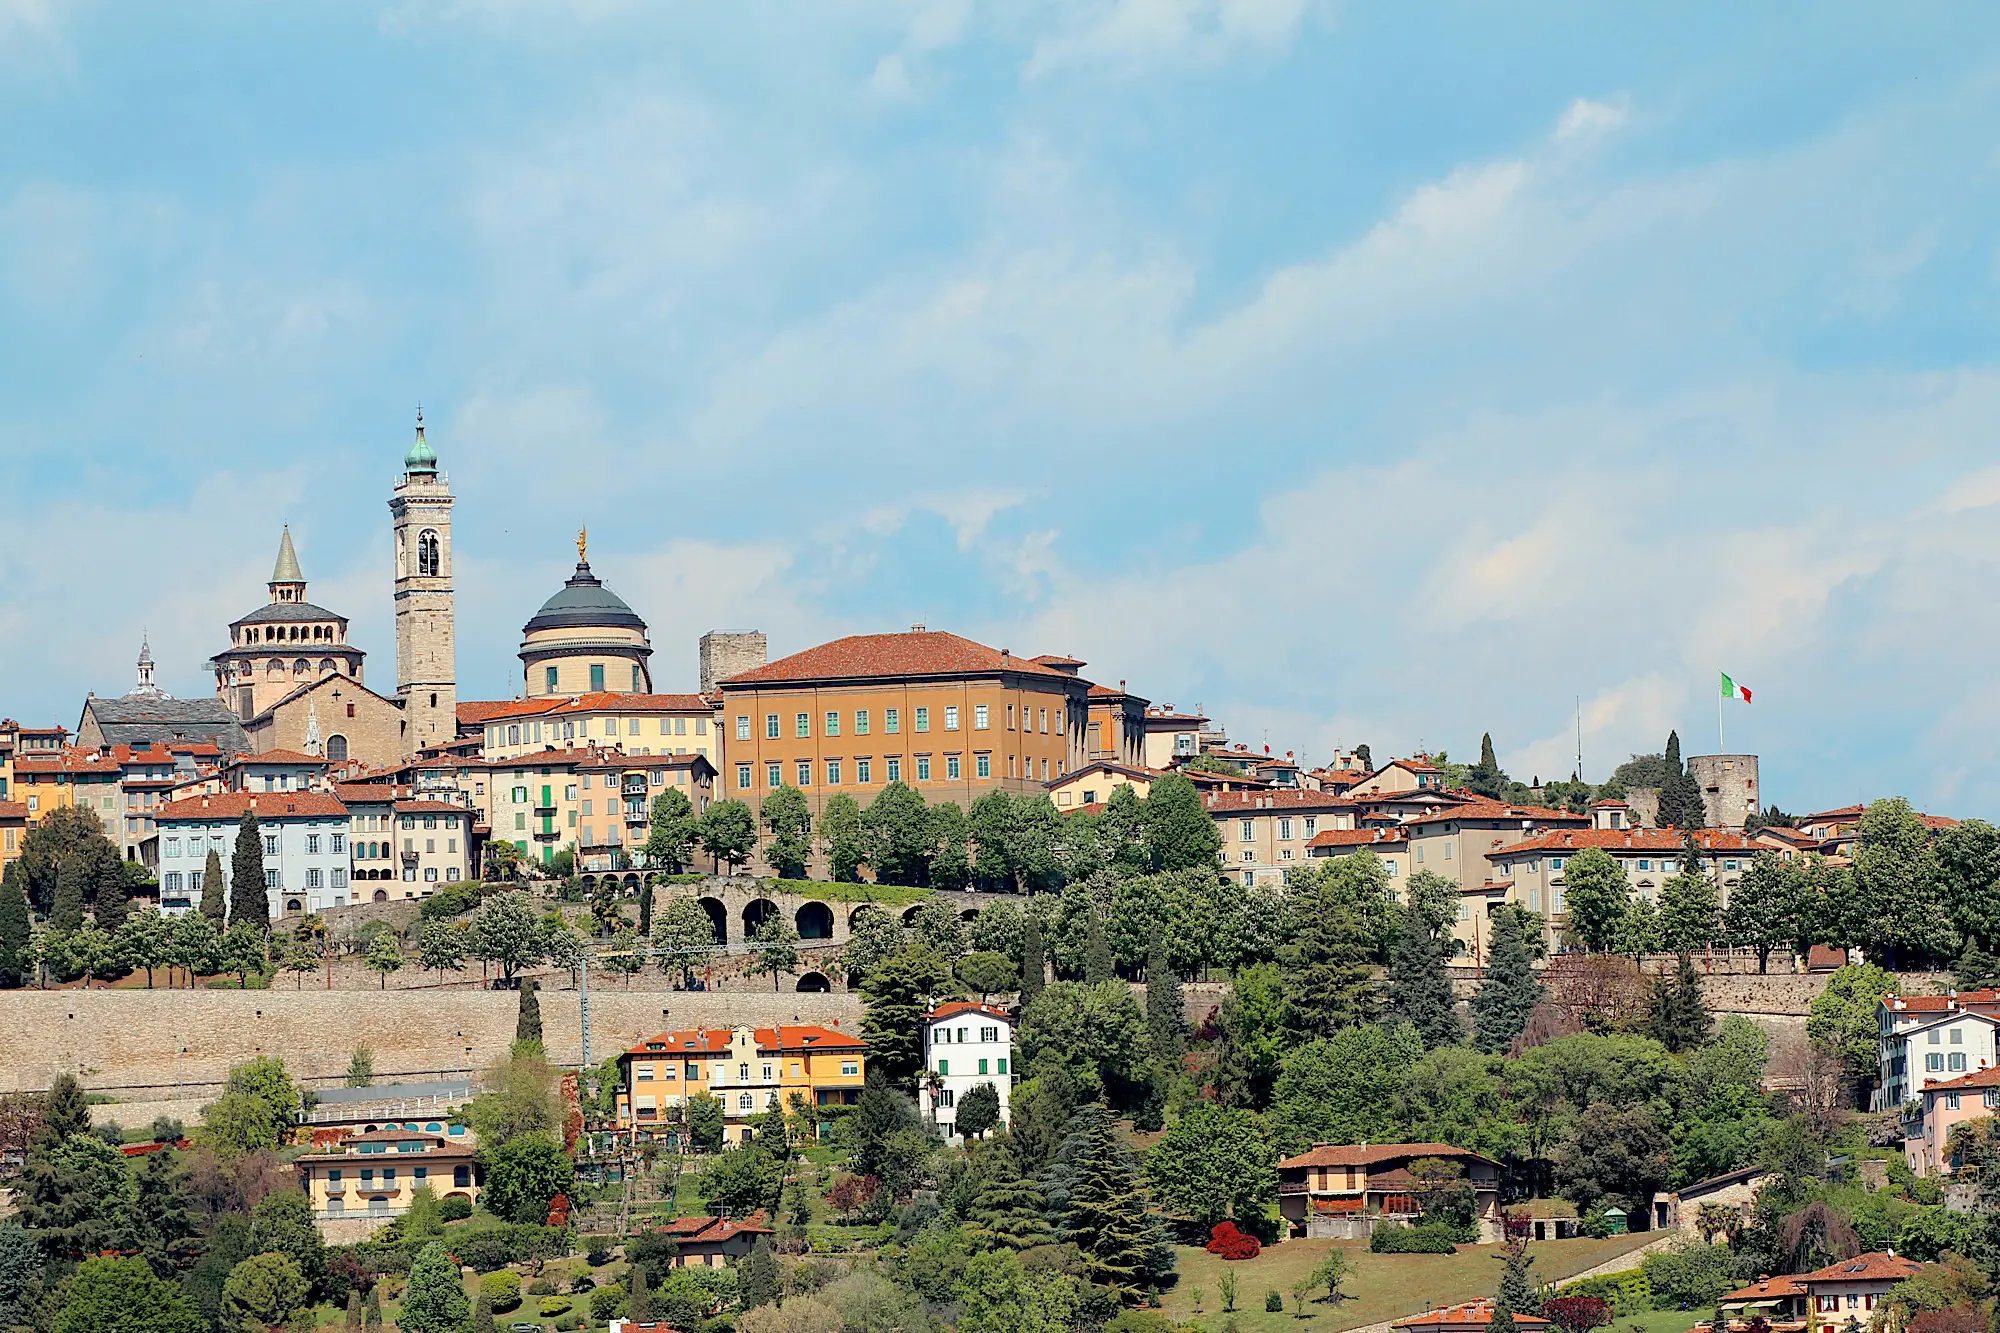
[0,988,861,1102]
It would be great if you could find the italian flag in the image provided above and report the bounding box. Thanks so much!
[1720,671,1752,704]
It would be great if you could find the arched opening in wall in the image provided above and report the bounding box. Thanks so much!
[901,904,925,926]
[623,874,640,892]
[286,898,303,914]
[698,897,728,945]
[419,530,439,577]
[319,658,335,674]
[847,905,882,932]
[579,876,597,892]
[742,898,778,937]
[796,902,834,940]
[796,972,832,992]
[326,736,348,762]
[960,909,980,923]
[293,659,310,676]
[372,889,389,903]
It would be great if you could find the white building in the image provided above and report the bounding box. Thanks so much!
[155,792,353,918]
[921,1001,1015,1141]
[1875,992,2000,1110]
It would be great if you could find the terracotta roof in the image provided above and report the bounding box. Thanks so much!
[928,1001,1015,1022]
[1393,1304,1549,1330]
[1278,1142,1496,1170]
[1202,789,1360,814]
[159,792,348,820]
[545,692,711,715]
[1492,828,1762,855]
[719,631,1076,685]
[334,783,400,804]
[1403,797,1587,827]
[1796,1253,1924,1284]
[623,1024,866,1057]
[15,749,122,775]
[577,752,714,771]
[1886,991,2000,1013]
[1801,805,1867,823]
[458,698,559,724]
[0,801,27,820]
[1722,1277,1808,1303]
[1306,828,1409,849]
[1922,1065,2000,1094]
[648,1213,774,1243]
[229,750,326,766]
[1031,654,1086,667]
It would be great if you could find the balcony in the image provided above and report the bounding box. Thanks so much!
[534,804,557,816]
[624,808,648,825]
[401,850,419,865]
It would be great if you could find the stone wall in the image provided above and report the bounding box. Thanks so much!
[0,988,861,1103]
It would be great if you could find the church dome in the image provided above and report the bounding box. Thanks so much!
[522,561,647,635]
[405,412,438,474]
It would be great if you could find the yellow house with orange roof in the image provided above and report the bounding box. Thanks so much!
[616,1024,867,1146]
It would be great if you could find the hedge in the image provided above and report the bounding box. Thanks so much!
[767,879,934,906]
[1369,1222,1462,1254]
[1555,1270,1653,1315]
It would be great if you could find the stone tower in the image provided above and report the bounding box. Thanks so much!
[1688,754,1760,831]
[389,411,457,757]
[699,630,767,693]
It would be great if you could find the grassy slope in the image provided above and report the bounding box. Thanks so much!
[1163,1233,1659,1333]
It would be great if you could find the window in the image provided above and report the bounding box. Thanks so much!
[944,705,959,731]
[264,835,278,856]
[915,707,929,732]
[855,710,870,735]
[976,754,991,779]
[980,1025,999,1041]
[1948,1091,1962,1110]
[736,716,750,740]
[1241,851,1253,862]
[331,832,345,853]
[1303,817,1316,837]
[916,756,931,781]
[886,757,901,782]
[797,761,812,787]
[1725,859,1739,871]
[590,664,605,691]
[637,1064,655,1081]
[1278,819,1292,841]
[265,869,279,888]
[737,763,753,789]
[766,714,780,739]
[857,758,872,784]
[1952,1027,1965,1044]
[1951,1052,1969,1071]
[164,871,182,893]
[978,1059,989,1074]
[738,1094,754,1111]
[795,712,811,738]
[1927,1053,1945,1072]
[1550,857,1565,871]
[940,1089,954,1108]
[825,712,840,737]
[827,760,841,785]
[166,836,181,857]
[767,763,781,788]
[841,1061,859,1076]
[632,664,644,691]
[974,704,989,730]
[1638,859,1651,871]
[937,1059,949,1076]
[998,1058,1008,1074]
[946,755,961,780]
[886,708,900,734]
[307,868,322,889]
[1240,820,1254,842]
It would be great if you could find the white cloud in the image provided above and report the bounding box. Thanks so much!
[1023,0,1309,80]
[1554,96,1629,142]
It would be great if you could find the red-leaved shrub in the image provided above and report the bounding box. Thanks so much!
[1205,1221,1261,1260]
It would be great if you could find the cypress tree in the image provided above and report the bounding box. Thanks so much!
[0,864,29,988]
[1019,912,1046,1006]
[516,980,543,1047]
[200,849,227,922]
[41,1074,91,1143]
[1050,1104,1165,1299]
[1384,923,1462,1049]
[965,1139,1057,1250]
[1083,908,1115,985]
[628,1260,652,1319]
[472,1293,496,1333]
[1144,928,1186,1061]
[230,811,269,930]
[345,1290,361,1331]
[94,863,130,934]
[740,1237,779,1309]
[50,857,86,932]
[1647,953,1711,1053]
[639,878,654,937]
[363,1285,383,1331]
[1472,908,1542,1054]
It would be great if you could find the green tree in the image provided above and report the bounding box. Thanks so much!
[685,1092,724,1150]
[471,1293,496,1333]
[966,1139,1056,1250]
[1145,1101,1274,1228]
[861,782,933,886]
[50,854,87,932]
[16,1133,133,1260]
[1020,981,1146,1104]
[1268,1023,1420,1154]
[222,1252,310,1327]
[1646,953,1711,1053]
[345,1046,375,1087]
[956,950,1018,999]
[1210,962,1289,1109]
[229,810,269,931]
[860,945,961,1088]
[228,1054,302,1124]
[1083,905,1115,983]
[1726,853,1803,972]
[1853,797,1959,967]
[1145,929,1187,1062]
[1473,906,1542,1054]
[53,1256,205,1333]
[1807,961,1900,1080]
[750,912,801,990]
[927,799,974,891]
[760,785,813,879]
[1019,911,1047,1004]
[1659,843,1721,954]
[516,978,543,1047]
[416,918,467,982]
[652,894,717,986]
[116,907,173,988]
[1144,774,1222,872]
[249,1187,327,1295]
[1385,920,1462,1049]
[956,1082,1002,1140]
[644,787,698,871]
[0,864,28,988]
[696,799,757,873]
[129,1146,197,1268]
[1468,732,1508,799]
[1561,847,1630,952]
[480,1131,574,1223]
[401,1242,472,1333]
[199,848,227,922]
[628,1262,652,1320]
[470,890,543,982]
[0,1223,42,1325]
[819,792,867,882]
[957,1249,1085,1333]
[1312,1249,1351,1304]
[1050,1103,1171,1297]
[364,929,403,989]
[741,1236,780,1309]
[909,896,968,956]
[1556,1101,1671,1217]
[1278,866,1380,1037]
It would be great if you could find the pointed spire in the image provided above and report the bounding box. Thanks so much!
[272,526,305,585]
[131,631,166,698]
[405,405,439,474]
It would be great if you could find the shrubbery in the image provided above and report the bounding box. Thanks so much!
[479,1270,522,1312]
[1204,1222,1260,1260]
[451,1224,574,1273]
[1556,1271,1653,1315]
[438,1196,473,1223]
[1369,1222,1462,1254]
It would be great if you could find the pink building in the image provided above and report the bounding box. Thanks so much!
[1906,1064,2000,1178]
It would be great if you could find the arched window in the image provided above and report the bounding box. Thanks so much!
[319,658,335,674]
[266,661,283,679]
[326,736,348,762]
[418,530,440,577]
[292,659,310,676]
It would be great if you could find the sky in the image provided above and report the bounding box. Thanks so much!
[4,1,2000,816]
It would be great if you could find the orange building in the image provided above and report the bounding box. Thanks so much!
[615,1023,867,1146]
[715,630,1093,866]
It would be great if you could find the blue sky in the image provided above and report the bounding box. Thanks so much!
[5,1,2000,815]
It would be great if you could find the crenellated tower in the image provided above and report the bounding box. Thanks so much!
[389,410,457,757]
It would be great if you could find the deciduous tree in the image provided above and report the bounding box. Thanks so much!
[760,786,813,879]
[1561,848,1630,952]
[644,787,698,871]
[1145,1102,1274,1228]
[697,799,757,874]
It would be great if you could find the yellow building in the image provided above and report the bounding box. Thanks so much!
[473,693,720,767]
[298,1127,481,1228]
[616,1024,867,1146]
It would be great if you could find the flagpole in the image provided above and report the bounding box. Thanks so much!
[1718,671,1725,754]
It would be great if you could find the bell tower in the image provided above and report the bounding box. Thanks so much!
[389,410,457,757]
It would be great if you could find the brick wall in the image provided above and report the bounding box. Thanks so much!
[0,988,861,1101]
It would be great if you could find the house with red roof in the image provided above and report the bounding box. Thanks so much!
[1877,992,2000,1110]
[1797,1253,1924,1327]
[1393,1303,1550,1333]
[1485,827,1763,944]
[616,1025,867,1146]
[155,791,352,918]
[922,1001,1015,1141]
[642,1213,777,1267]
[1905,1064,2000,1177]
[1275,1143,1501,1241]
